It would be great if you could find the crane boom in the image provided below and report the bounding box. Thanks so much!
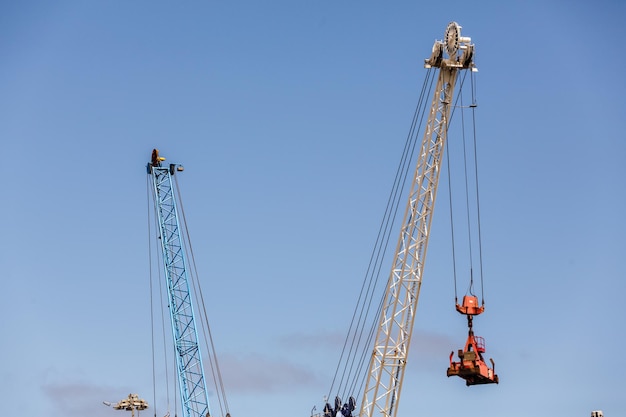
[148,149,211,417]
[359,22,476,417]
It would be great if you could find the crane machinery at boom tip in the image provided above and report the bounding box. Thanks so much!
[312,21,497,417]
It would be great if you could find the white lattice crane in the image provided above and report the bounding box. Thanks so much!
[317,22,497,417]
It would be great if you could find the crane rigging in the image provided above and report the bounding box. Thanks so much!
[147,149,230,417]
[316,21,497,417]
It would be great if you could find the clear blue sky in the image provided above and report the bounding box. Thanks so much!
[1,1,624,417]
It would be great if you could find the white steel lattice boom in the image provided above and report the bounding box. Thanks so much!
[359,22,476,417]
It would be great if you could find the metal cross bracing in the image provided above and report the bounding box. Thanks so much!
[359,23,475,417]
[148,153,210,417]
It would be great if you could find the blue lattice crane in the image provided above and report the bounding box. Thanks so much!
[147,149,210,417]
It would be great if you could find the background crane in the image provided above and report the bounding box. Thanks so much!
[147,149,211,417]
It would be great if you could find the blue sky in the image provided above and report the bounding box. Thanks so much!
[1,1,625,417]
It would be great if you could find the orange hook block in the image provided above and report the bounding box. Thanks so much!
[455,295,484,316]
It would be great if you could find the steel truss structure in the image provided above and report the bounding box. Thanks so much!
[148,152,210,417]
[359,22,476,417]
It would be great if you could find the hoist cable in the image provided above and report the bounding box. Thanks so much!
[446,70,467,298]
[173,176,225,416]
[160,240,173,415]
[173,362,178,417]
[147,174,173,416]
[346,69,438,394]
[446,69,486,303]
[326,67,436,403]
[147,176,158,417]
[350,68,436,397]
[470,71,486,304]
[459,84,477,296]
[445,127,459,303]
[330,65,428,398]
[174,175,230,417]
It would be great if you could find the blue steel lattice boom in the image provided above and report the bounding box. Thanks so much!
[148,149,210,417]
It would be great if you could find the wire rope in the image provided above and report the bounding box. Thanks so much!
[323,61,486,411]
[469,71,485,304]
[148,171,177,417]
[325,68,436,406]
[446,68,486,304]
[159,240,172,416]
[445,124,459,303]
[324,47,489,417]
[459,84,477,296]
[147,176,158,417]
[174,175,230,417]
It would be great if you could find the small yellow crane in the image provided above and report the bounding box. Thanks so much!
[103,393,149,417]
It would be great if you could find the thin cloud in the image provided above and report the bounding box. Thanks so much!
[277,329,346,351]
[219,352,321,394]
[42,380,132,417]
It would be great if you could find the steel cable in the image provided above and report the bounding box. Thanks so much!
[325,68,436,406]
[174,175,230,417]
